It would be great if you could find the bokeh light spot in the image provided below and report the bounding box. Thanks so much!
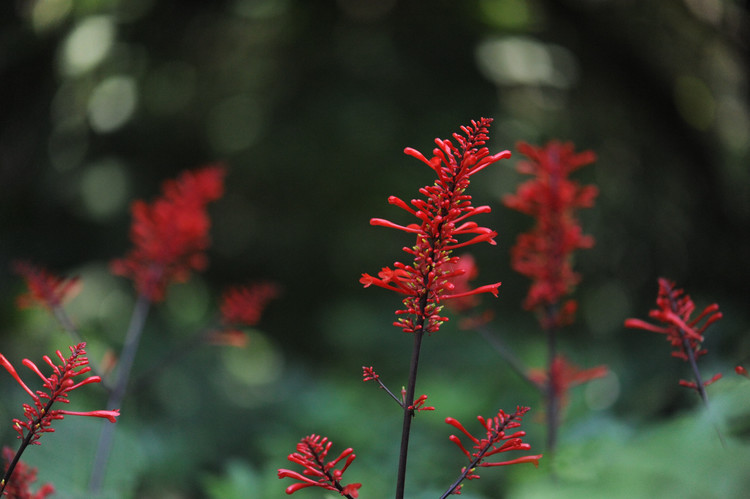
[32,0,72,33]
[87,75,139,133]
[583,281,631,337]
[476,36,577,88]
[674,75,715,130]
[221,330,283,388]
[164,280,211,327]
[585,371,621,411]
[61,15,115,76]
[478,0,538,30]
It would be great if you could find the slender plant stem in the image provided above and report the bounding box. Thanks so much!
[395,320,426,499]
[475,325,538,390]
[371,375,406,409]
[682,335,709,406]
[680,332,726,447]
[89,293,151,493]
[544,307,559,455]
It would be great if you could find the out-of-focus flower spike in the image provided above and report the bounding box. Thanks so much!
[626,279,722,399]
[12,261,81,311]
[111,165,226,302]
[503,140,597,327]
[220,282,280,328]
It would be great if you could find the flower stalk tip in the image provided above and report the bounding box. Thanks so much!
[362,117,507,335]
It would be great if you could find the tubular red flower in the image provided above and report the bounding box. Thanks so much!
[12,261,81,311]
[625,278,723,393]
[737,366,749,379]
[503,141,597,327]
[278,435,361,497]
[110,164,226,302]
[0,343,119,445]
[362,118,507,334]
[443,406,541,496]
[408,394,435,411]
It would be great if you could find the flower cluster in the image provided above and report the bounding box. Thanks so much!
[203,282,281,347]
[625,278,723,392]
[278,435,361,497]
[0,343,119,445]
[503,141,597,327]
[12,261,80,311]
[220,282,280,327]
[111,165,226,302]
[1,447,54,499]
[443,406,542,495]
[360,118,508,334]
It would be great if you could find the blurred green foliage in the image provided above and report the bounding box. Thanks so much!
[1,0,749,497]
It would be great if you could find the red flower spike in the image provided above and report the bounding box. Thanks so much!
[625,278,722,395]
[443,406,542,496]
[737,366,750,379]
[0,343,120,445]
[111,164,226,302]
[220,282,280,327]
[12,261,81,311]
[361,118,508,334]
[503,141,597,327]
[527,355,608,413]
[2,447,54,499]
[278,435,361,497]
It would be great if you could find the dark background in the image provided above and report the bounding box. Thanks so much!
[1,1,749,497]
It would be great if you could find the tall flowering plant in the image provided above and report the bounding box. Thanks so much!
[280,119,541,498]
[503,140,604,453]
[8,165,277,495]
